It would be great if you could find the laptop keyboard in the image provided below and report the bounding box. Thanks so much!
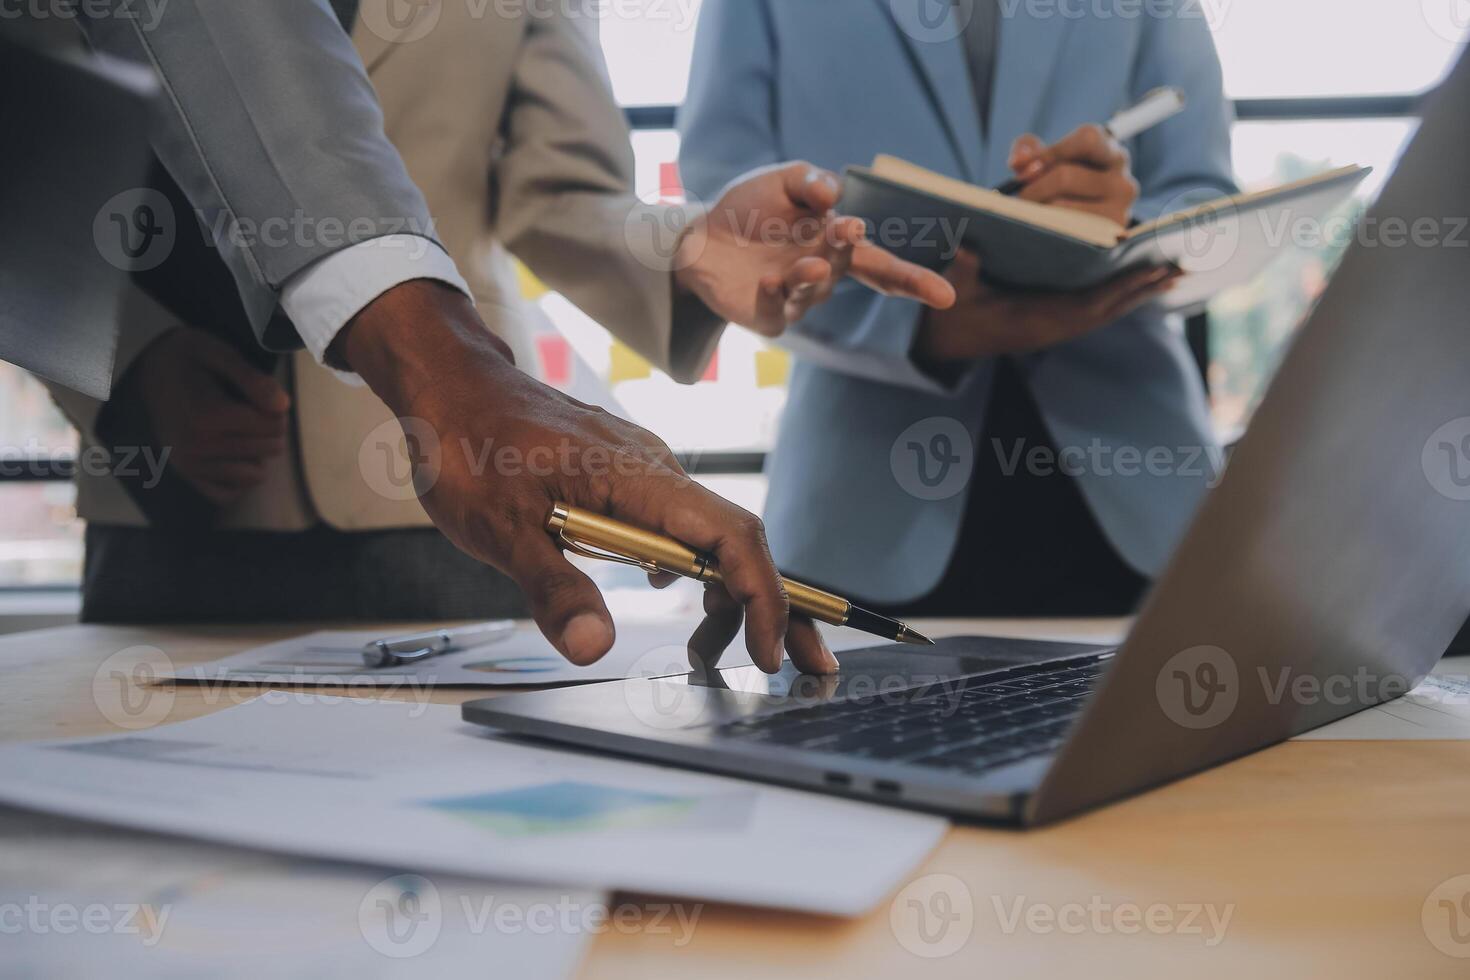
[715,655,1112,777]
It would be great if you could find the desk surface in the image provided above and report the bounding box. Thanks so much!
[2,619,1467,978]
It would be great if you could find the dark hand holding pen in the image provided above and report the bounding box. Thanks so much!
[995,86,1186,207]
[548,504,932,676]
[1003,125,1140,227]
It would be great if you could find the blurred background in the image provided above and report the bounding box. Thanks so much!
[1,0,1463,623]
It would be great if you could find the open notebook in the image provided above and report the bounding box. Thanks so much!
[841,154,1370,311]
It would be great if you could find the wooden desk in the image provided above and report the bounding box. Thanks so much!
[2,620,1468,978]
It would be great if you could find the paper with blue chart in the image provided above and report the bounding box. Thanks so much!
[0,699,947,916]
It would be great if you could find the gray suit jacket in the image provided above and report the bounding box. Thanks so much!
[680,0,1235,603]
[77,0,435,349]
[53,1,725,530]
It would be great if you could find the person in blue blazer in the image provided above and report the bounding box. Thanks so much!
[680,0,1238,615]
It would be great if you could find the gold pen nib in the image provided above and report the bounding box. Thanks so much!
[895,625,936,646]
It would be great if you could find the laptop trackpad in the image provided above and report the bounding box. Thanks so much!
[671,635,1112,701]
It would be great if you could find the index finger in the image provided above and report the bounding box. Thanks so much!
[848,242,958,308]
[1033,124,1128,172]
[616,484,790,674]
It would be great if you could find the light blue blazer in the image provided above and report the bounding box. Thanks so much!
[680,0,1238,603]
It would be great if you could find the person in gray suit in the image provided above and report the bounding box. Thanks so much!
[38,0,954,673]
[680,0,1237,616]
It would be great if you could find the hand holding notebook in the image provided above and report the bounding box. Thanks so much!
[915,250,1183,364]
[841,155,1370,313]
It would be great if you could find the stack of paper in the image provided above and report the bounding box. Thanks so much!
[1293,659,1470,741]
[0,698,947,917]
[0,809,601,978]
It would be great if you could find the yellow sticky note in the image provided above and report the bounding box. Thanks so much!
[755,347,792,389]
[608,342,652,383]
[515,260,548,302]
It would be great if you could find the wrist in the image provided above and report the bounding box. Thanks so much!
[915,307,969,364]
[672,221,714,304]
[329,280,516,414]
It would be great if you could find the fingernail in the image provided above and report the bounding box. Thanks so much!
[562,614,613,663]
[806,168,839,193]
[821,644,840,675]
[1020,160,1045,180]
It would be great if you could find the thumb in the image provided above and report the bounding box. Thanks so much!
[511,534,616,665]
[190,333,291,414]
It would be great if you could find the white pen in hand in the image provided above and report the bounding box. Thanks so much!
[996,86,1187,195]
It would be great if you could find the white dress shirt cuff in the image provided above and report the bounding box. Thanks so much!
[279,235,472,374]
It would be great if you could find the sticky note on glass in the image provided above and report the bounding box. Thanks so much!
[755,348,792,389]
[608,342,652,383]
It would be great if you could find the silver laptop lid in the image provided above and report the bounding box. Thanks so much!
[1029,46,1470,824]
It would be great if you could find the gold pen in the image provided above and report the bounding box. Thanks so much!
[546,503,935,646]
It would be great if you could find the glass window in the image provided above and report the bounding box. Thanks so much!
[598,0,704,106]
[1210,2,1463,98]
[0,365,82,587]
[1207,118,1419,431]
[595,1,1468,105]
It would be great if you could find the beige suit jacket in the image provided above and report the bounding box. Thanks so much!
[51,4,724,530]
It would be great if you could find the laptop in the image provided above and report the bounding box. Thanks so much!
[464,48,1470,826]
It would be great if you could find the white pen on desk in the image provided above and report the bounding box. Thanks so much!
[362,621,517,668]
